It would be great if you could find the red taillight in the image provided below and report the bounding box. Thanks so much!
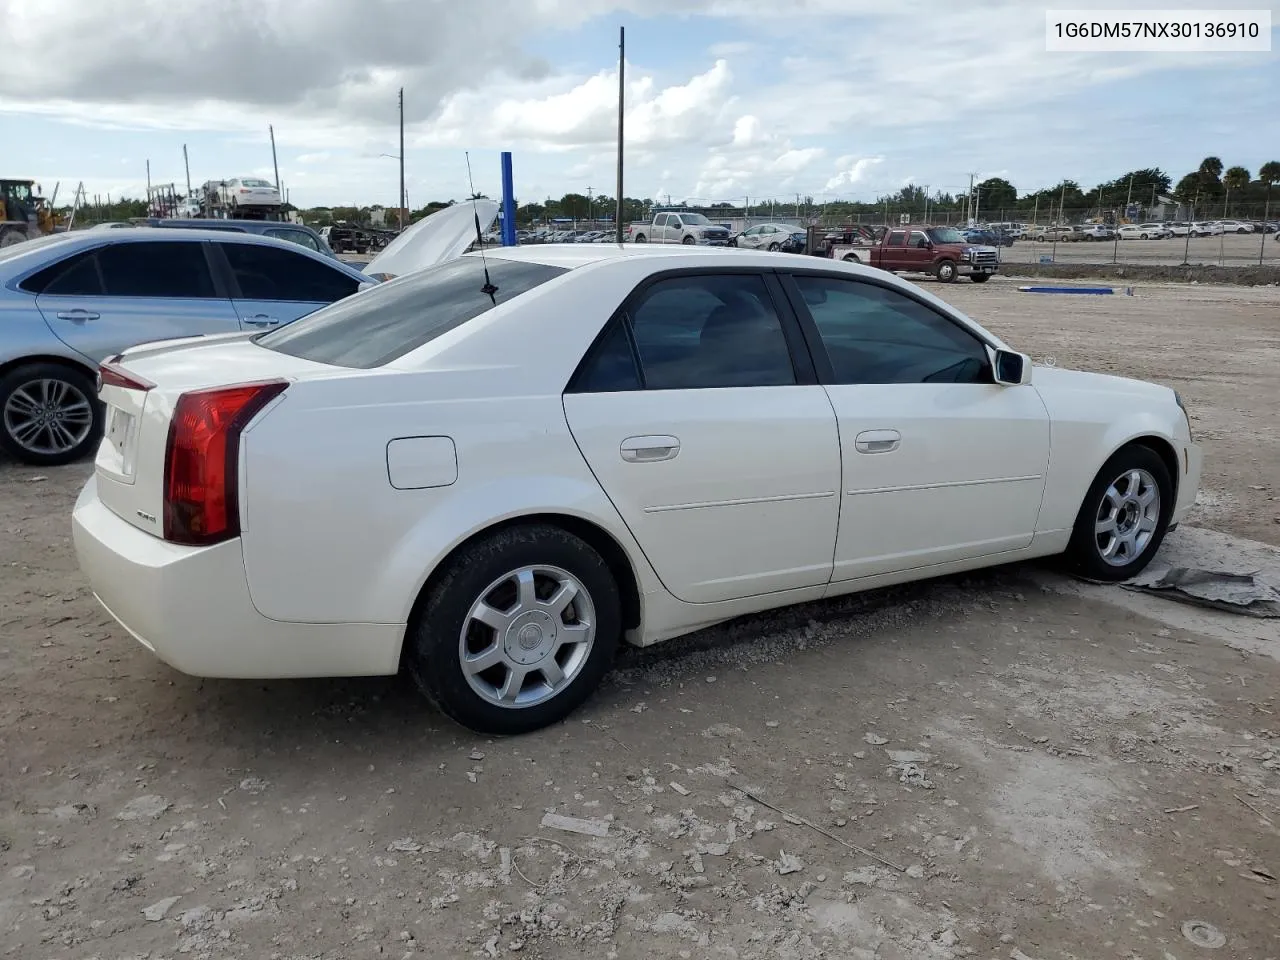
[98,361,155,394]
[162,380,287,546]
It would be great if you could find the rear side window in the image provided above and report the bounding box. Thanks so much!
[20,241,217,298]
[257,256,568,368]
[221,242,358,302]
[97,241,217,298]
[21,249,104,295]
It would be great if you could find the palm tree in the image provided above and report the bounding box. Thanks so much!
[1222,166,1250,217]
[1259,161,1280,256]
[1198,156,1224,181]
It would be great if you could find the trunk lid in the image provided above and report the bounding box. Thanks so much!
[92,336,348,538]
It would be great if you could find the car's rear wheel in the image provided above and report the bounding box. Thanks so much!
[0,362,102,466]
[1064,444,1173,582]
[406,524,622,735]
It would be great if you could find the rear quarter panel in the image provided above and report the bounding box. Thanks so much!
[237,370,661,627]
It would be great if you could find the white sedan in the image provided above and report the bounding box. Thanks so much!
[72,245,1202,734]
[1117,223,1172,240]
[733,223,802,250]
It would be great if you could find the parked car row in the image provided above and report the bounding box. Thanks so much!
[0,203,504,465]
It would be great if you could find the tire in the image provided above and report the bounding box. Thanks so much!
[0,228,25,248]
[842,253,860,262]
[1140,233,1148,240]
[767,242,780,251]
[1064,444,1173,582]
[934,259,957,283]
[0,362,103,466]
[1237,227,1247,234]
[681,235,695,245]
[969,272,991,283]
[633,233,647,243]
[405,524,622,735]
[728,238,737,247]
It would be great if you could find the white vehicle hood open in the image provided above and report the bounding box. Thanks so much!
[364,199,499,279]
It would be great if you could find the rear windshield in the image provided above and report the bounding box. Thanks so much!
[256,255,567,368]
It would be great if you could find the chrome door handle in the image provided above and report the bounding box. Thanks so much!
[854,429,901,454]
[620,435,680,462]
[56,309,100,321]
[243,314,280,326]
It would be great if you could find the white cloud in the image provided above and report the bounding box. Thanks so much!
[1,0,1274,207]
[825,156,885,192]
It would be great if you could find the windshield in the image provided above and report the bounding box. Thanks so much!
[927,227,965,244]
[257,255,567,368]
[679,213,711,225]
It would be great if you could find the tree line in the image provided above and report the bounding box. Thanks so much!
[53,156,1280,230]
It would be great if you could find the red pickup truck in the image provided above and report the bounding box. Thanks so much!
[828,225,999,283]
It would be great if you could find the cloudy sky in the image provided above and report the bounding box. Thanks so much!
[2,0,1276,209]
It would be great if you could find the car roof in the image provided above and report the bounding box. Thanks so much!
[476,242,801,270]
[0,226,365,284]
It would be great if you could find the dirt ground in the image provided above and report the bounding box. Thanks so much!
[2,281,1278,960]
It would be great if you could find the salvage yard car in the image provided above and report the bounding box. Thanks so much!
[0,230,373,465]
[72,243,1201,735]
[628,211,732,245]
[832,225,999,283]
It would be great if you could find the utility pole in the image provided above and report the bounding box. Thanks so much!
[398,87,405,232]
[923,184,930,225]
[966,172,975,224]
[269,124,280,193]
[1124,173,1134,220]
[614,26,625,243]
[182,144,192,196]
[145,159,151,196]
[587,185,593,224]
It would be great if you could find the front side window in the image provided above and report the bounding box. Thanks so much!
[792,275,991,385]
[571,273,796,392]
[265,228,321,252]
[258,256,567,368]
[221,242,358,302]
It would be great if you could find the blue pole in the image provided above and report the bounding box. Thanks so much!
[500,151,517,246]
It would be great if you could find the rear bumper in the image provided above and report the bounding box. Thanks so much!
[71,476,402,679]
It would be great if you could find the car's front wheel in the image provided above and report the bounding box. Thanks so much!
[0,362,102,466]
[1065,444,1173,581]
[406,524,622,735]
[935,259,957,282]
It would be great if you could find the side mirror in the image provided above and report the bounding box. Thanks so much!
[993,349,1033,385]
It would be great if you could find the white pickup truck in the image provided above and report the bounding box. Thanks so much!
[628,211,732,245]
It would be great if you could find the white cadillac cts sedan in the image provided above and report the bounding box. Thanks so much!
[73,245,1202,734]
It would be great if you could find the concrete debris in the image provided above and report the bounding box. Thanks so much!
[387,838,422,853]
[906,864,925,879]
[777,850,804,875]
[239,777,269,794]
[1011,950,1042,960]
[864,733,889,745]
[885,750,932,764]
[141,896,181,921]
[467,772,478,783]
[669,781,690,796]
[540,813,610,837]
[898,763,935,789]
[115,795,171,821]
[470,750,486,761]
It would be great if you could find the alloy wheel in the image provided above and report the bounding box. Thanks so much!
[2,377,95,457]
[458,564,596,709]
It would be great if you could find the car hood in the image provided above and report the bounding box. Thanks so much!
[364,199,500,279]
